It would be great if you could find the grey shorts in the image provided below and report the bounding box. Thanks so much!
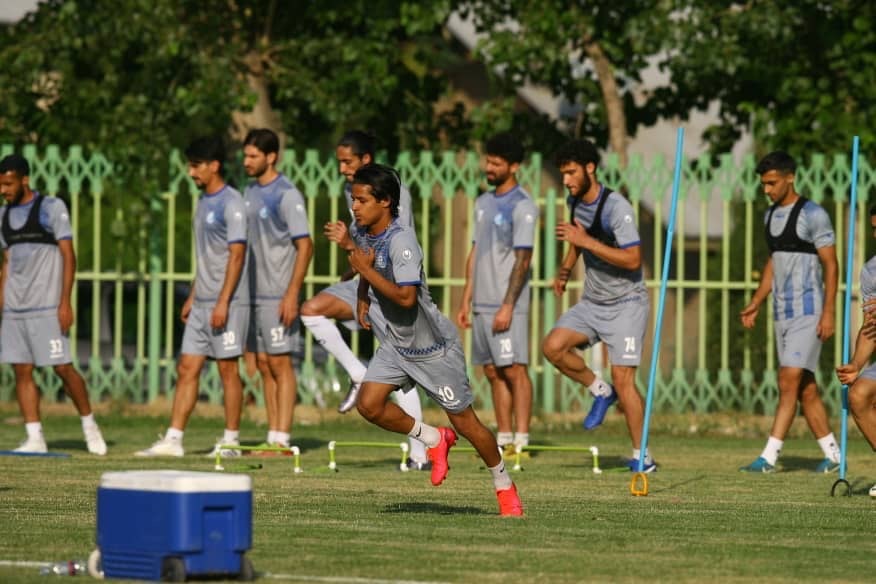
[181,304,249,359]
[247,301,301,355]
[323,279,388,341]
[860,362,876,381]
[552,294,649,366]
[363,340,474,414]
[1,315,71,366]
[471,312,529,367]
[774,315,821,372]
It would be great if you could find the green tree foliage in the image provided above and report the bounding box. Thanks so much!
[662,0,876,158]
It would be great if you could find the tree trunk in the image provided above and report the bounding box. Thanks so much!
[230,50,285,144]
[582,38,628,168]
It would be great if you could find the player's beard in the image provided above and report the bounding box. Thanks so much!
[486,171,509,187]
[246,161,269,179]
[569,173,591,200]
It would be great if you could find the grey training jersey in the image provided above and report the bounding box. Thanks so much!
[472,185,538,315]
[193,185,249,308]
[244,174,310,301]
[861,256,876,303]
[765,199,834,321]
[569,188,645,304]
[0,194,72,320]
[344,182,414,230]
[353,221,456,356]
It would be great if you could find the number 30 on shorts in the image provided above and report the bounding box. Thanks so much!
[222,331,236,346]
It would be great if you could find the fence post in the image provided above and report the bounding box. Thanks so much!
[541,188,557,413]
[147,194,163,402]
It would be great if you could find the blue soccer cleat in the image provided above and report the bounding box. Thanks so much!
[627,457,658,473]
[814,458,840,473]
[582,386,618,430]
[739,456,775,473]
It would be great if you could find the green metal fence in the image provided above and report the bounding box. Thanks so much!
[1,145,872,416]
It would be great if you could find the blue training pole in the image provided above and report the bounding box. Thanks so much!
[637,127,685,472]
[839,135,861,481]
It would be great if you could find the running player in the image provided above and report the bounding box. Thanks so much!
[300,130,428,470]
[542,139,655,472]
[0,154,107,455]
[348,163,523,515]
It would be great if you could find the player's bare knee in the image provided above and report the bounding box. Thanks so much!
[541,336,563,364]
[849,384,870,415]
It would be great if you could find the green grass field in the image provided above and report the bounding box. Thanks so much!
[0,403,874,583]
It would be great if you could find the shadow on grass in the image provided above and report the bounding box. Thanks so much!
[48,439,111,452]
[652,475,706,493]
[381,501,489,515]
[779,455,830,472]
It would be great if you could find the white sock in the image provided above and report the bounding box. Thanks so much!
[513,433,529,448]
[489,461,513,490]
[301,315,368,382]
[760,436,783,465]
[588,378,612,398]
[267,430,277,444]
[496,432,514,447]
[632,447,653,464]
[407,421,440,448]
[80,413,98,430]
[166,427,184,441]
[817,433,840,462]
[223,429,240,444]
[25,422,44,440]
[275,431,290,447]
[393,388,427,461]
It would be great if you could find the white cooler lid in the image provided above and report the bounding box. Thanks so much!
[100,470,251,493]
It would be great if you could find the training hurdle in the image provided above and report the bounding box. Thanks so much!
[504,444,602,473]
[212,444,302,473]
[327,441,410,472]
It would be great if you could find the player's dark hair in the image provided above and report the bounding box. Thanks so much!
[0,154,30,177]
[185,136,226,175]
[554,139,600,168]
[755,151,797,176]
[485,131,525,165]
[352,163,400,218]
[243,128,280,156]
[338,130,376,159]
[870,205,876,217]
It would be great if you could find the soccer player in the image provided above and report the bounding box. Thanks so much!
[300,130,429,470]
[541,139,655,472]
[136,137,249,457]
[836,208,876,498]
[456,132,537,453]
[739,151,840,473]
[240,129,312,453]
[0,154,107,455]
[347,163,523,515]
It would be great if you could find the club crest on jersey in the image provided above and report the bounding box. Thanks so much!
[259,207,269,219]
[493,213,506,226]
[375,252,387,269]
[206,211,216,224]
[402,249,413,260]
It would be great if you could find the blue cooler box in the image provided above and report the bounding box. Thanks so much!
[95,470,253,581]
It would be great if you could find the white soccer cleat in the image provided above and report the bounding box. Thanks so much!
[135,435,184,457]
[13,436,48,454]
[870,483,876,499]
[84,426,107,456]
[205,440,241,458]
